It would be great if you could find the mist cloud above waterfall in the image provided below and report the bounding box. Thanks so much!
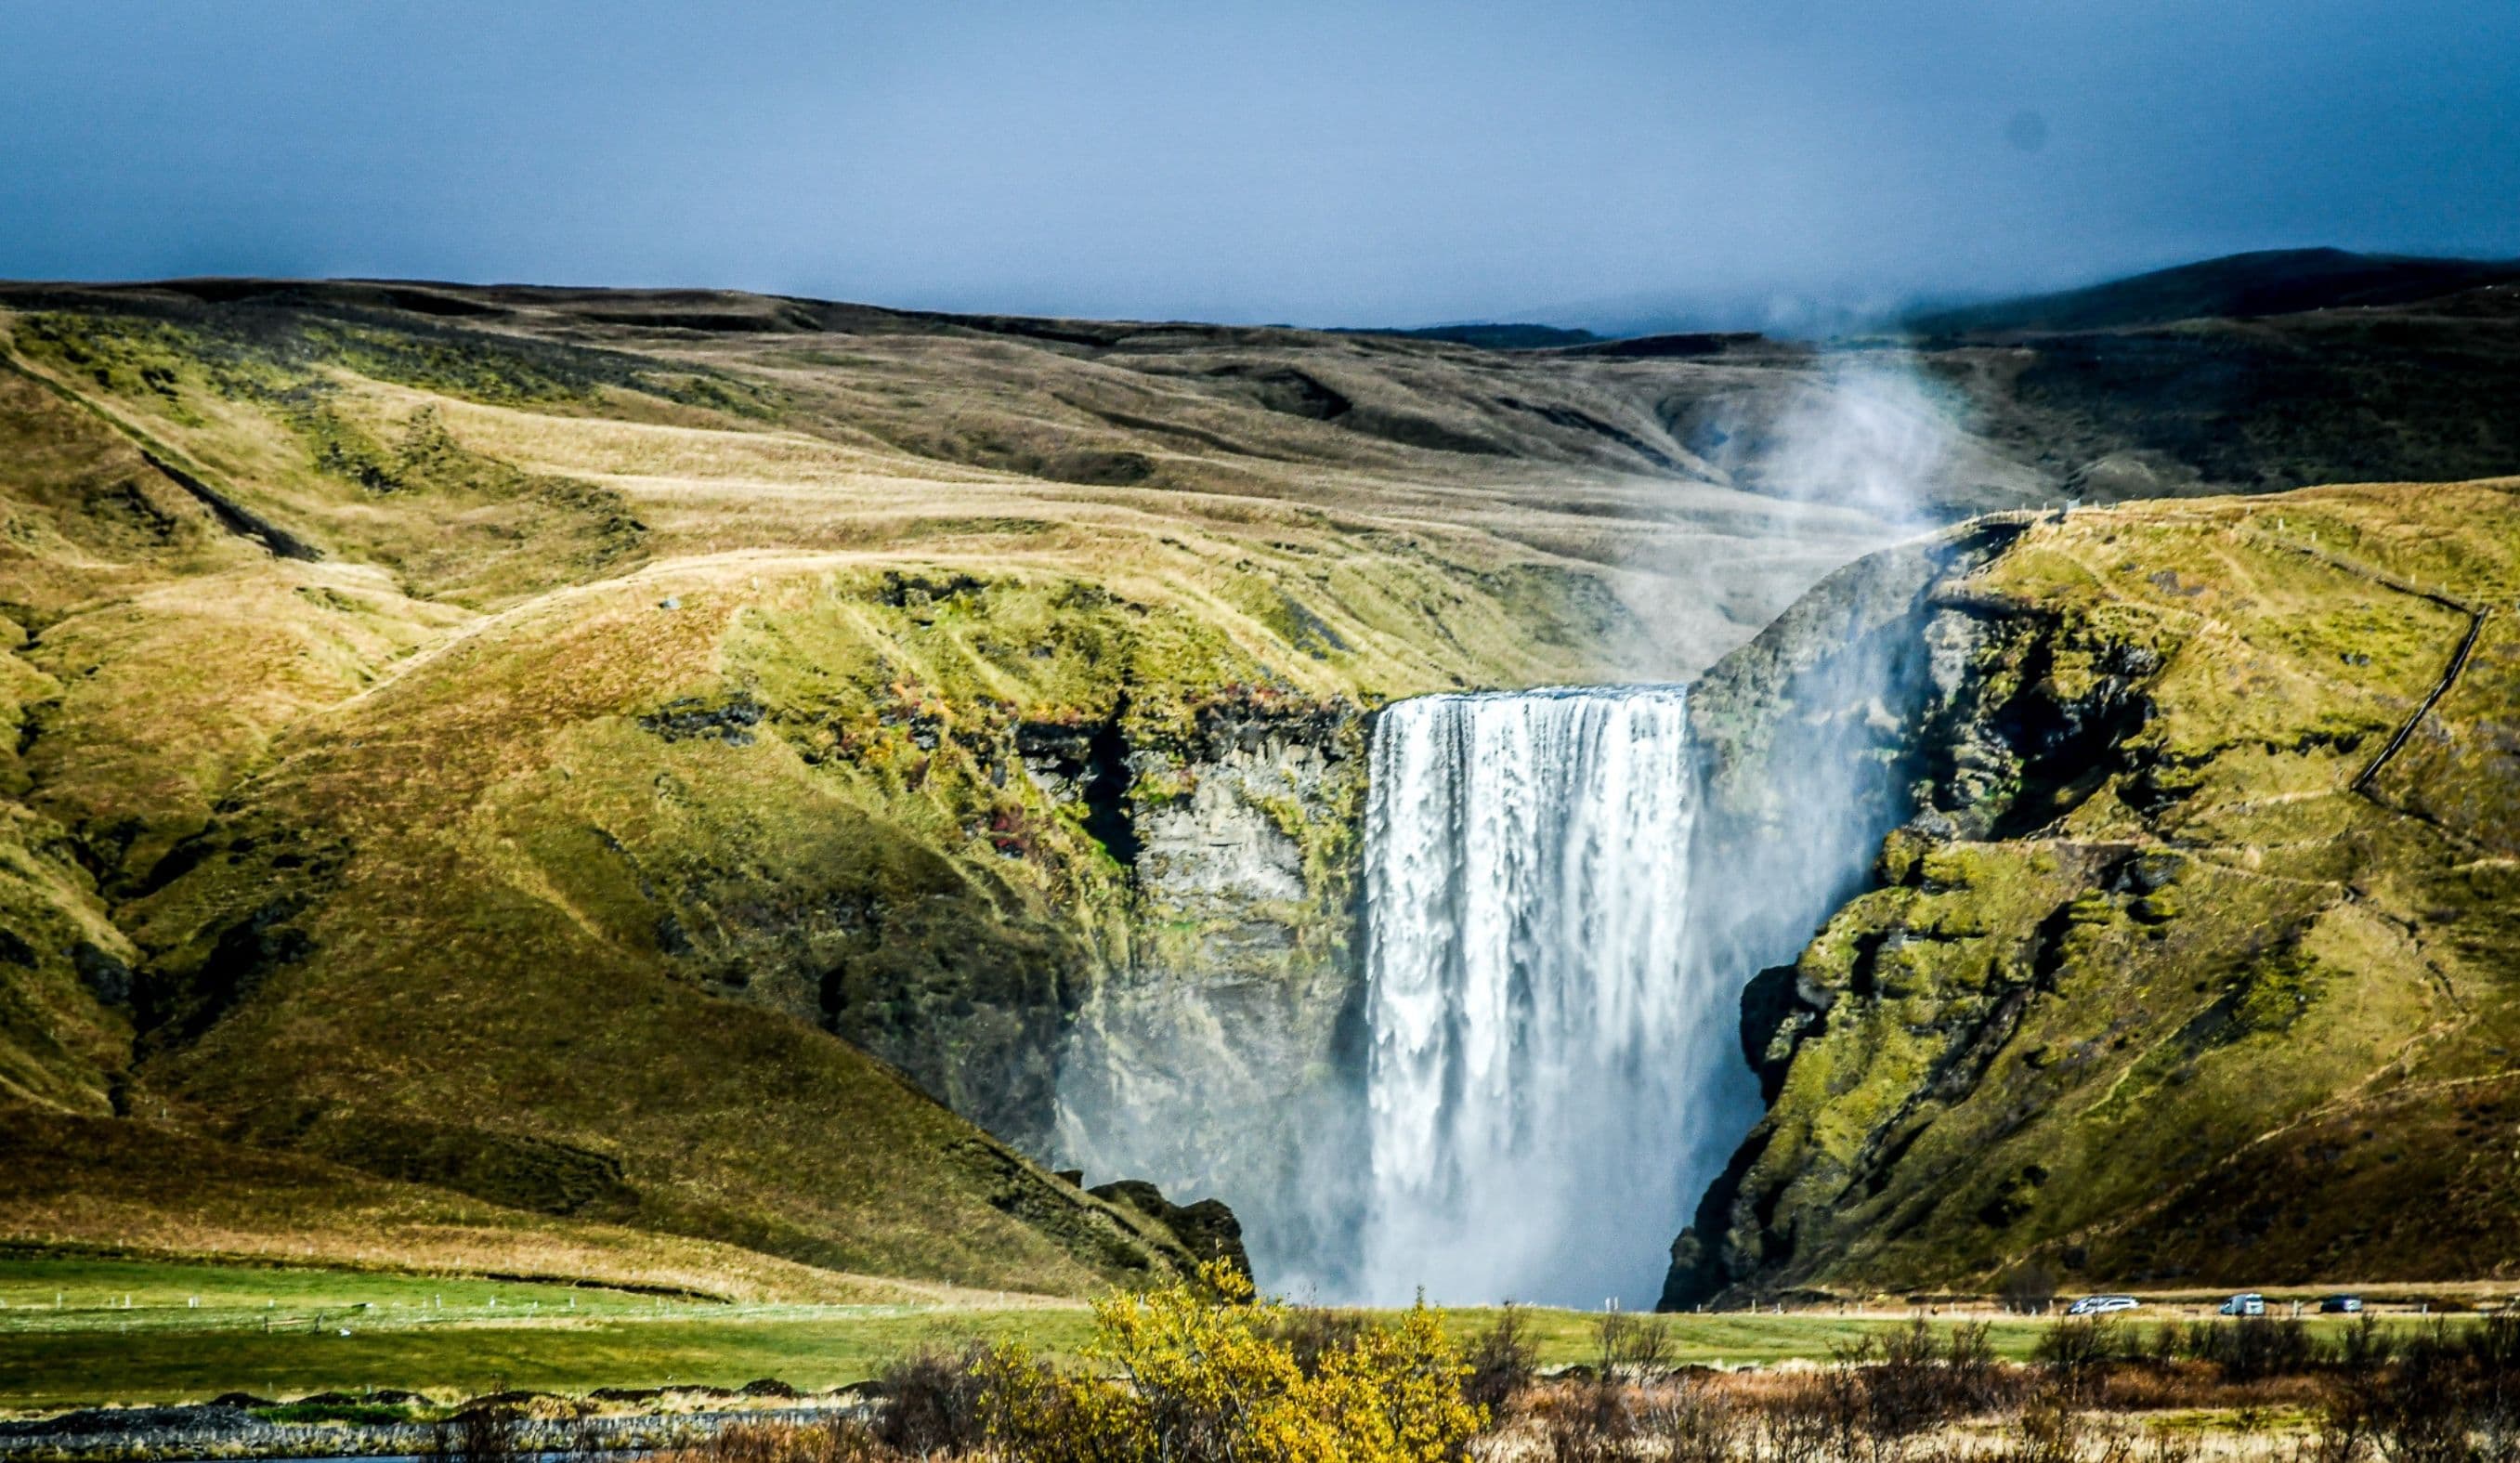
[1602,358,1982,1308]
[1684,355,1972,531]
[1662,355,1970,1013]
[1753,359,1963,529]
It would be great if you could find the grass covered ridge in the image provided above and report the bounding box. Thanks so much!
[1688,479,2520,1300]
[0,281,1871,1302]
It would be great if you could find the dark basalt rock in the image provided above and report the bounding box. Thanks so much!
[1738,963,1822,1104]
[70,939,133,1006]
[639,694,765,745]
[1,1404,258,1440]
[1089,1179,1252,1282]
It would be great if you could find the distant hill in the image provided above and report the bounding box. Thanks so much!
[1908,247,2520,336]
[1567,331,1772,359]
[1340,322,1600,349]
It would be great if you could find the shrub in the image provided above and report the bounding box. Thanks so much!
[1460,1303,1539,1414]
[2141,1321,2183,1370]
[2309,1313,2520,1463]
[1807,1318,2023,1456]
[652,1419,894,1463]
[1537,1379,1638,1463]
[1870,1318,1979,1441]
[1946,1321,2002,1392]
[1635,1374,1744,1463]
[2034,1316,2128,1403]
[1754,1374,1851,1463]
[2155,1315,2319,1381]
[1267,1304,1371,1378]
[2337,1313,2395,1376]
[871,1345,992,1457]
[977,1260,1483,1463]
[1592,1309,1674,1381]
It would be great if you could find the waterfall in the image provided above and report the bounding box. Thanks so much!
[1358,686,1751,1307]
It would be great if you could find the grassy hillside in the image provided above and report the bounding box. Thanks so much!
[0,280,1922,1300]
[0,1113,960,1305]
[4,274,2514,1305]
[1670,478,2520,1302]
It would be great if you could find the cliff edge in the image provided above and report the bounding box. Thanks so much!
[1668,479,2520,1304]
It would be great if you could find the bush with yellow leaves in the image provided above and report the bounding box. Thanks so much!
[977,1261,1483,1462]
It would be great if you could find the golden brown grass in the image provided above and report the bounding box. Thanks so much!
[0,1112,1010,1305]
[1704,477,2520,1299]
[0,283,2501,1313]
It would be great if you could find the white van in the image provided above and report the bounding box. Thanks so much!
[2218,1293,2266,1316]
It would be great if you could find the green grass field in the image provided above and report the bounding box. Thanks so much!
[0,1256,2446,1412]
[0,1256,2021,1409]
[0,1255,1090,1409]
[0,1254,697,1326]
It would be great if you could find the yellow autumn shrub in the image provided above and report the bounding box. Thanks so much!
[978,1261,1482,1462]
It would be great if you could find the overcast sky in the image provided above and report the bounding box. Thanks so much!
[4,1,2514,329]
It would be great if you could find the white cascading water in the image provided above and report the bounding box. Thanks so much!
[1359,686,1743,1307]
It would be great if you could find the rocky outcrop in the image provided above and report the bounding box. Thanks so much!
[1664,483,2520,1305]
[1678,521,2031,1002]
[1053,697,1370,1283]
[1657,521,2018,1309]
[1088,1178,1253,1281]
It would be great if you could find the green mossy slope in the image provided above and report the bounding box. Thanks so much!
[16,279,2512,1305]
[1672,480,2520,1302]
[0,288,1667,1300]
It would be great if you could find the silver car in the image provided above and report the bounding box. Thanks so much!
[2067,1294,2140,1315]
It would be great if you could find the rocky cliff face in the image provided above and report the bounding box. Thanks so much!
[1665,481,2520,1305]
[1052,699,1371,1279]
[38,523,1633,1294]
[1676,521,2030,1012]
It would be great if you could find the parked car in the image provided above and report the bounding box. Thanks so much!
[2219,1293,2267,1316]
[2067,1295,2141,1315]
[2320,1295,2364,1314]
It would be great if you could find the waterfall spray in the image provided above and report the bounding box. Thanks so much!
[1358,686,1751,1307]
